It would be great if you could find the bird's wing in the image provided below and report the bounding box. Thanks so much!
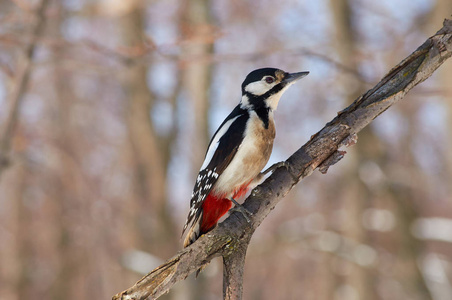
[182,106,248,234]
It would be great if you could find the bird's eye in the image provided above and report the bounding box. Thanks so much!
[264,76,275,84]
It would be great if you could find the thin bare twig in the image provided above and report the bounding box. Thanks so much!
[113,19,452,300]
[0,32,370,82]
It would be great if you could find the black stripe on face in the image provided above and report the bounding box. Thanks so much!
[262,81,286,98]
[244,81,285,106]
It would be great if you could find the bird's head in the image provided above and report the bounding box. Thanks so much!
[240,68,309,111]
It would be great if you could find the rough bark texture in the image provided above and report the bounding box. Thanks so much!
[112,19,452,300]
[222,237,249,300]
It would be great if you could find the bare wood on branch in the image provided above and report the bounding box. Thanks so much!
[113,19,452,300]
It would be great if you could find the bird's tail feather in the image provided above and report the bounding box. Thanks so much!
[183,194,232,247]
[182,194,232,276]
[183,219,201,248]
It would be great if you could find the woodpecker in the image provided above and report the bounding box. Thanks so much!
[182,68,309,247]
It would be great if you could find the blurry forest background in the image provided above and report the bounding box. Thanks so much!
[0,0,451,299]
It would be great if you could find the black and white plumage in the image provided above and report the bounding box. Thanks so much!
[182,68,309,247]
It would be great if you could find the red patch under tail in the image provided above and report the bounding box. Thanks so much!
[199,181,253,235]
[200,194,232,234]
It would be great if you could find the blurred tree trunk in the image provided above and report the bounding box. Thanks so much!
[330,1,432,299]
[118,0,215,298]
[0,0,49,178]
[51,71,87,300]
[390,2,452,299]
[429,0,452,200]
[118,3,178,258]
[380,88,430,299]
[4,163,29,299]
[178,0,215,299]
[390,177,431,299]
[329,1,376,299]
[49,5,89,298]
[179,0,214,170]
[0,0,22,297]
[331,0,432,298]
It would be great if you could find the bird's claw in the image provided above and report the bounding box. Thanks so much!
[229,198,253,223]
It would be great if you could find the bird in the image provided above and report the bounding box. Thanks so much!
[182,67,309,248]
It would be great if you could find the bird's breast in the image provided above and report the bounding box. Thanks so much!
[213,111,275,197]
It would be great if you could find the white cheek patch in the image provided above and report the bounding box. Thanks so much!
[244,81,276,96]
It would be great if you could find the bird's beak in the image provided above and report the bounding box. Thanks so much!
[284,71,309,84]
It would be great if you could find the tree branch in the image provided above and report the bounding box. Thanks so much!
[222,230,251,300]
[113,19,452,300]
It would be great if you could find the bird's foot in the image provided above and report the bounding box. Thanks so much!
[229,198,252,223]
